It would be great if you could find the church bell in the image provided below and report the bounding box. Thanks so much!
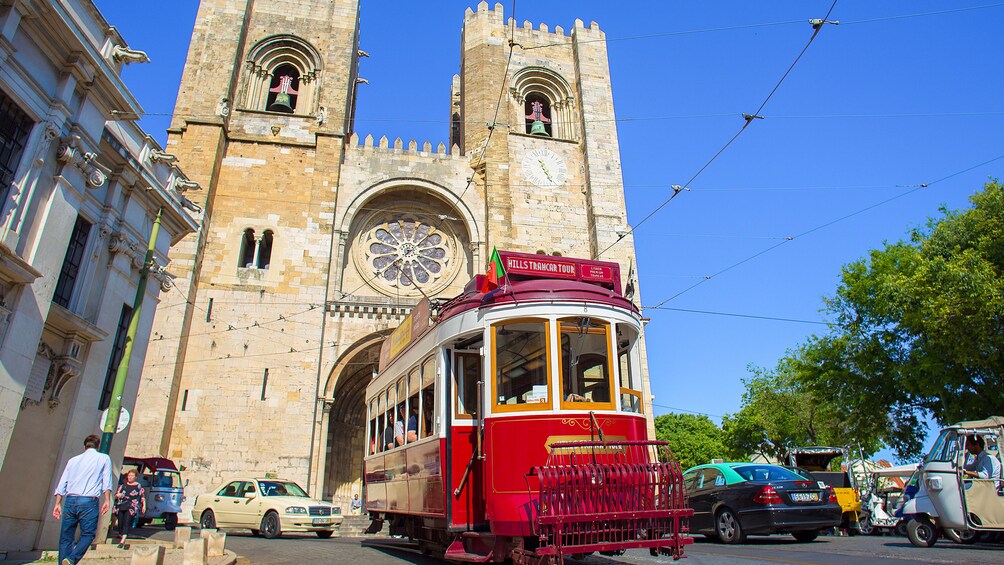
[529,120,549,136]
[268,92,294,113]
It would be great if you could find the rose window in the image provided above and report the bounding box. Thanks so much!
[364,218,450,289]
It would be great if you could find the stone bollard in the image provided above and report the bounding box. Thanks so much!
[183,537,206,565]
[174,526,192,548]
[206,532,226,557]
[199,528,217,540]
[130,544,165,565]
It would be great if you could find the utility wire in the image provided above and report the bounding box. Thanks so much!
[648,152,1004,306]
[597,2,839,259]
[644,306,829,326]
[652,403,724,420]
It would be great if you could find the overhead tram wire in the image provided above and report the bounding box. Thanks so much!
[643,306,829,326]
[647,151,1004,307]
[597,2,840,259]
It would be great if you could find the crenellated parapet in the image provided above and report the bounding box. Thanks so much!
[345,133,465,161]
[463,0,605,46]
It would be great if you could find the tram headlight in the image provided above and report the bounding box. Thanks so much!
[285,506,307,514]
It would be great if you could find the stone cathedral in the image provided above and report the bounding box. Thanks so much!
[127,0,651,512]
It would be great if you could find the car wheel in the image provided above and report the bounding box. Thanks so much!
[316,530,333,539]
[715,508,745,544]
[906,517,938,548]
[199,509,216,531]
[164,513,178,531]
[260,510,282,539]
[857,513,874,536]
[792,530,819,543]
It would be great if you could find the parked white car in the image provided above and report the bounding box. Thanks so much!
[192,478,342,539]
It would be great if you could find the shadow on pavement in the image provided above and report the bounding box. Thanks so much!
[359,538,444,564]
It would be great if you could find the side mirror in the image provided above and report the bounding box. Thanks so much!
[244,492,256,499]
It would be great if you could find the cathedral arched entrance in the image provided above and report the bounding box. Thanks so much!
[319,335,385,509]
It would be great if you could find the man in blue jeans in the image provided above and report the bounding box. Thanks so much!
[52,434,113,565]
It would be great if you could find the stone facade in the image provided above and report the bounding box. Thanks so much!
[127,0,653,517]
[0,0,199,550]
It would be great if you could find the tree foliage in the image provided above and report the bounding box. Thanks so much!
[778,181,1004,459]
[720,361,883,464]
[653,413,726,470]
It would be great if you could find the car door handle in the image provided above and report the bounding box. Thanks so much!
[213,499,220,502]
[233,500,240,504]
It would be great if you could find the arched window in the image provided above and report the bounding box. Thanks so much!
[240,35,322,115]
[266,65,300,113]
[524,93,552,137]
[511,67,576,141]
[257,230,274,269]
[240,228,256,268]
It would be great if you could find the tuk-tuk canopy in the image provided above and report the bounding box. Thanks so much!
[952,416,1004,430]
[871,463,918,478]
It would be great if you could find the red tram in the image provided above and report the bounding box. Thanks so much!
[363,251,692,563]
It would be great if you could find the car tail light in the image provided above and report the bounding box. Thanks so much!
[827,487,838,503]
[753,485,783,505]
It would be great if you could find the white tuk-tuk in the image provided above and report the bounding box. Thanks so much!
[905,416,1004,547]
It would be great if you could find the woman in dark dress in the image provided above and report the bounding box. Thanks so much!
[114,470,145,546]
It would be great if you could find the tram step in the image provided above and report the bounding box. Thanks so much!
[445,538,494,563]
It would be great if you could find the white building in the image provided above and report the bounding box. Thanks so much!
[0,0,199,550]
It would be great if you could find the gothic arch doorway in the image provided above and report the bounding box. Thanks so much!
[320,337,384,509]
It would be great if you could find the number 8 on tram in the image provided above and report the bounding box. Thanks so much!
[364,250,692,563]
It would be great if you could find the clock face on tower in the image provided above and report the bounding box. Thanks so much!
[521,148,568,187]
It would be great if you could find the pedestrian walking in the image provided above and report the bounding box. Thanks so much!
[52,434,113,565]
[113,470,145,547]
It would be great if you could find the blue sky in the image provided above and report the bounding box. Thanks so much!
[93,1,1003,459]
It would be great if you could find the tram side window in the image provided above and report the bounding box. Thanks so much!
[495,321,549,407]
[559,317,612,405]
[617,324,643,413]
[421,355,436,437]
[382,389,395,451]
[407,368,420,443]
[368,400,377,454]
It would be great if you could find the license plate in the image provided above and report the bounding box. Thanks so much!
[791,492,819,502]
[313,518,331,525]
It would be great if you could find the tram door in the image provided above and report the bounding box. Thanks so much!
[450,350,486,528]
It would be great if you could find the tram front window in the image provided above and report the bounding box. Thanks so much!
[494,321,549,407]
[559,318,612,405]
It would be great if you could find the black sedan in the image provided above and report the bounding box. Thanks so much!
[683,463,843,543]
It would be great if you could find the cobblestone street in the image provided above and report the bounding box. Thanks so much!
[140,528,1004,565]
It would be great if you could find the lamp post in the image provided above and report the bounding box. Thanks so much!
[99,207,162,453]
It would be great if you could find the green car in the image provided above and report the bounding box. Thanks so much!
[683,463,843,544]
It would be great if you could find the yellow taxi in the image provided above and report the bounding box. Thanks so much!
[191,477,342,539]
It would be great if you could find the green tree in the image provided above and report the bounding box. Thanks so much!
[790,181,1004,459]
[653,412,726,470]
[719,361,882,464]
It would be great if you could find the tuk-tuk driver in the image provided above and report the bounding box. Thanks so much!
[963,435,1002,485]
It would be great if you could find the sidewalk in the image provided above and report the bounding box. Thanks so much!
[0,540,237,565]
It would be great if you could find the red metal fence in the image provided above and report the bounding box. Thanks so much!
[527,440,693,562]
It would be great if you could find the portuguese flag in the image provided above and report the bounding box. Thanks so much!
[480,246,506,294]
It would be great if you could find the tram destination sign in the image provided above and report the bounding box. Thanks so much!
[499,251,619,290]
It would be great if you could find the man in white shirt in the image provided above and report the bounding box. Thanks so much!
[964,435,1003,490]
[52,434,113,565]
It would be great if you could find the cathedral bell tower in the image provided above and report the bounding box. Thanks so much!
[127,0,365,494]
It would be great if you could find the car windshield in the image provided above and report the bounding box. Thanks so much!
[258,480,308,497]
[733,465,808,482]
[152,471,182,488]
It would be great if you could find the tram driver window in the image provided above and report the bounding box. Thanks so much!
[494,321,549,407]
[559,317,612,405]
[617,324,643,413]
